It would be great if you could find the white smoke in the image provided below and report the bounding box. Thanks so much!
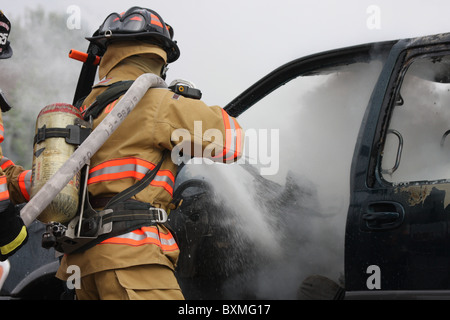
[382,57,450,183]
[179,60,385,299]
[0,7,89,167]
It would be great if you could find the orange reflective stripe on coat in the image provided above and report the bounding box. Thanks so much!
[0,123,4,144]
[0,156,14,170]
[100,226,179,251]
[151,169,175,196]
[0,175,9,202]
[213,109,242,162]
[0,175,9,212]
[88,157,175,196]
[18,170,32,201]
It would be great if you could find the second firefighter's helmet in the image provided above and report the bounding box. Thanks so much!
[86,6,180,63]
[0,11,12,59]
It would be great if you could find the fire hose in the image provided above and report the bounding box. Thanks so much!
[20,73,167,227]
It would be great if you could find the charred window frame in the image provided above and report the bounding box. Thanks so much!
[375,47,450,186]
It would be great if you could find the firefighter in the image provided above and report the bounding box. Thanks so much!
[0,10,31,261]
[55,6,243,300]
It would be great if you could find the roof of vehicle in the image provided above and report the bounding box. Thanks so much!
[224,32,450,117]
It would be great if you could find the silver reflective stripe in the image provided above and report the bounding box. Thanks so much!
[22,170,32,195]
[0,176,9,211]
[89,162,152,179]
[88,158,174,194]
[113,229,177,247]
[0,179,8,193]
[153,173,174,189]
[0,156,13,168]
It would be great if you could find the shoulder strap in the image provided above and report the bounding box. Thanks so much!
[82,80,134,120]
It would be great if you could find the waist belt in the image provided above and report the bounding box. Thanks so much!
[90,196,135,209]
[90,197,168,225]
[47,198,169,254]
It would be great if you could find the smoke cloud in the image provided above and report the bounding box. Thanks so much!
[382,56,450,183]
[0,7,89,167]
[177,60,384,299]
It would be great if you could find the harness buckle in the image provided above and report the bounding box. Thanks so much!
[149,207,168,223]
[35,125,47,144]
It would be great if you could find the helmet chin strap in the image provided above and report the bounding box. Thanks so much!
[161,64,169,80]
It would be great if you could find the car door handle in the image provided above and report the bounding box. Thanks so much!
[363,211,400,222]
[362,202,404,230]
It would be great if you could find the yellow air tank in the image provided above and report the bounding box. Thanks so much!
[31,103,82,223]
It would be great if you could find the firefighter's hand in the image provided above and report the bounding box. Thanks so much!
[0,202,28,261]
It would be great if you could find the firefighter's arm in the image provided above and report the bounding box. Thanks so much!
[3,164,31,204]
[0,154,31,204]
[0,112,32,204]
[0,175,28,261]
[157,94,243,163]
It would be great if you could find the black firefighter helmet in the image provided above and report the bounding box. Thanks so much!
[86,6,180,63]
[0,11,12,59]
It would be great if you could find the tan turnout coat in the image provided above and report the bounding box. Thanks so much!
[56,42,243,281]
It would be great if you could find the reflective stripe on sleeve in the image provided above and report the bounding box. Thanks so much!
[0,175,8,202]
[0,123,4,144]
[18,170,32,201]
[0,175,9,211]
[213,109,242,162]
[0,156,14,170]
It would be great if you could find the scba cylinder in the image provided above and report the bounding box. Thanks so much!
[31,103,81,224]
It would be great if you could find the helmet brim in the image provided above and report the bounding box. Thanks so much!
[86,31,180,63]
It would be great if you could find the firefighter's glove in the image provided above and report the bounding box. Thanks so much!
[0,202,28,261]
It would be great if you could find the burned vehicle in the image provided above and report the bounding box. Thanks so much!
[3,31,450,299]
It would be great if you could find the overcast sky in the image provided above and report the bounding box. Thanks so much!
[3,0,450,107]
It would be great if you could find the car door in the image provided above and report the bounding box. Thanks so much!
[346,33,450,298]
[218,41,393,299]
